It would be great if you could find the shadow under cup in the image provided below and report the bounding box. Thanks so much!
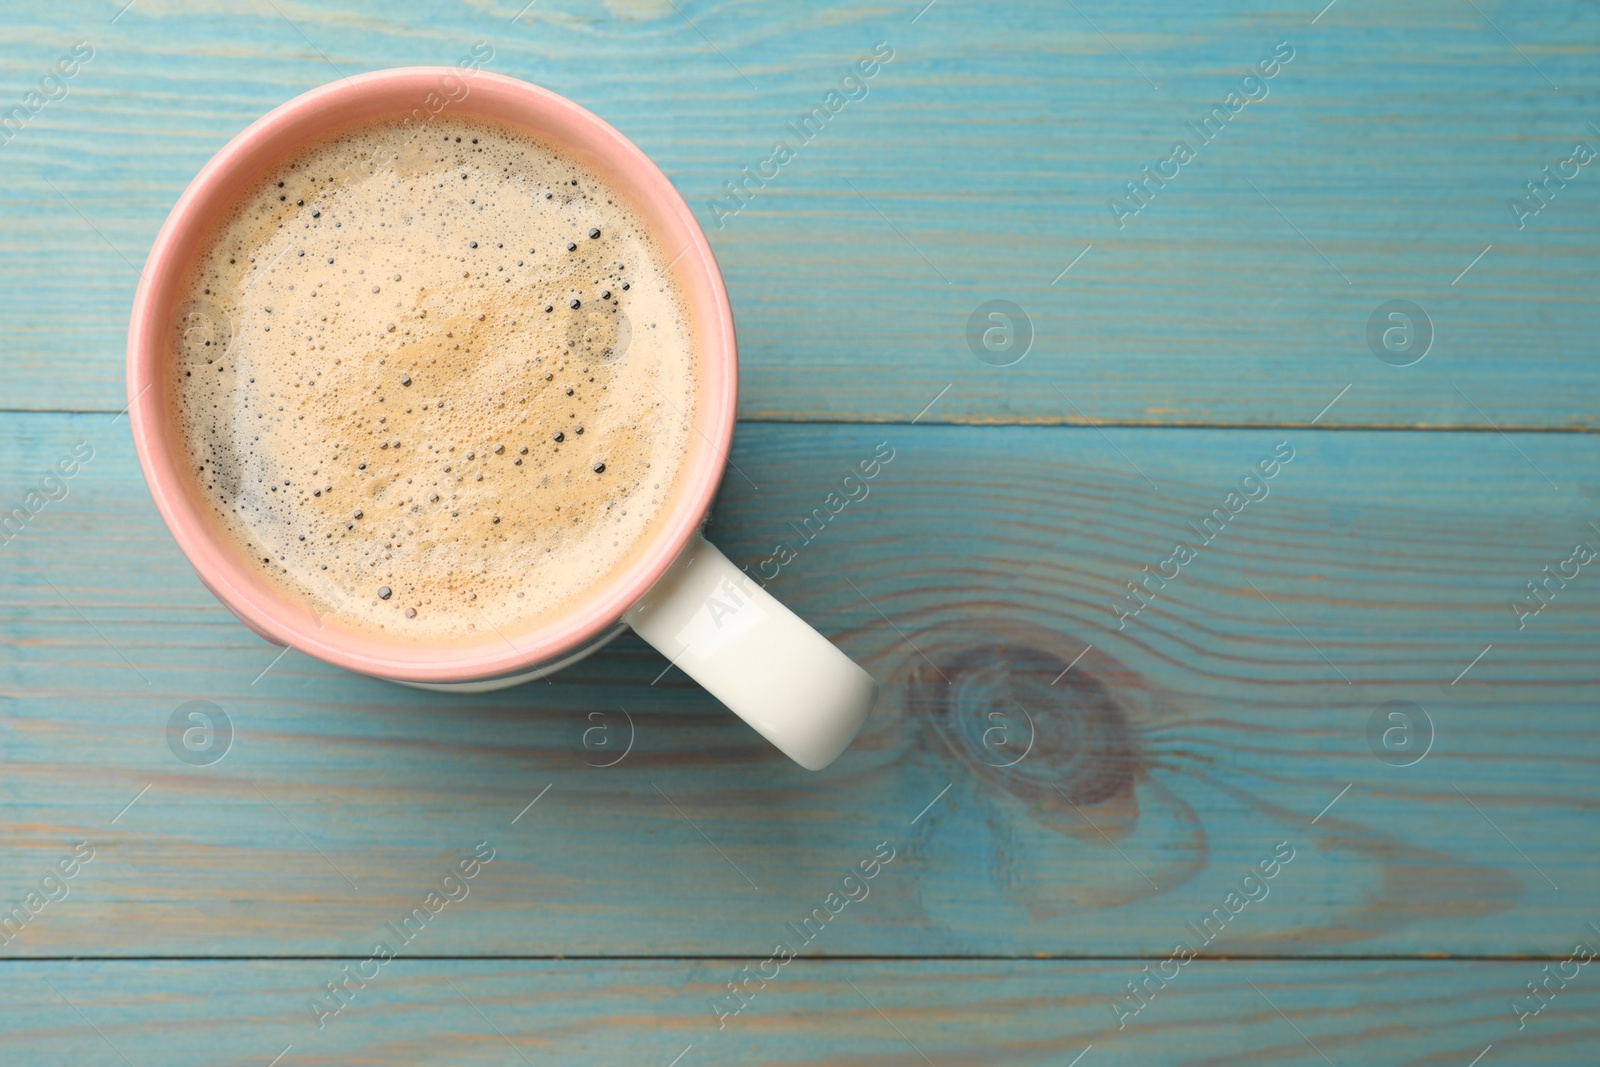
[126,67,738,685]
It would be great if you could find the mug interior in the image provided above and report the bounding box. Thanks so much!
[126,68,736,682]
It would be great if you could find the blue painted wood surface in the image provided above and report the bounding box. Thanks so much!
[3,420,1597,950]
[2,0,1599,1063]
[1,0,1598,424]
[3,960,1596,1065]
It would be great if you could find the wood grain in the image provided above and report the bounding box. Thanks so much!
[2,415,1595,957]
[0,1,1597,425]
[1,960,1595,1065]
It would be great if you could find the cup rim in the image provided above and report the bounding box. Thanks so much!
[126,67,737,682]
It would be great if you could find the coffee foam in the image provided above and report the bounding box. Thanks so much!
[173,116,697,645]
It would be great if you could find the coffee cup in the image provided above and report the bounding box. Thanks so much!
[126,68,877,770]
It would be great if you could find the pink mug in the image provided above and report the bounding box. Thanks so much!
[126,67,877,770]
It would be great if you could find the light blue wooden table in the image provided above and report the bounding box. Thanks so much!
[2,1,1598,1063]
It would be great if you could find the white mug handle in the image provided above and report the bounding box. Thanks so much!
[624,533,878,770]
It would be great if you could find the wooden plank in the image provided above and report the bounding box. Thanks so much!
[2,414,1596,956]
[1,1,1597,425]
[0,960,1595,1065]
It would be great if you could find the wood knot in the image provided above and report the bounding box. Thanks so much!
[909,626,1142,807]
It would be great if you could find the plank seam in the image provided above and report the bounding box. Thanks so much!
[0,411,1596,433]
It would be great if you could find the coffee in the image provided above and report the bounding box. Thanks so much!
[172,116,698,644]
